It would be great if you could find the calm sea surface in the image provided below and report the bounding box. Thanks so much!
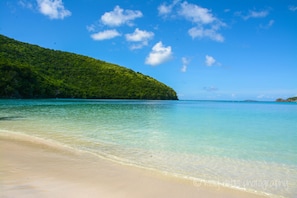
[0,99,296,197]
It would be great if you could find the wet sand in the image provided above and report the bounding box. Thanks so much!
[0,136,266,198]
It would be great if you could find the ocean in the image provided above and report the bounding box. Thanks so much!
[0,99,296,197]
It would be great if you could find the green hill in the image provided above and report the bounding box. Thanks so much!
[0,34,178,100]
[276,97,297,102]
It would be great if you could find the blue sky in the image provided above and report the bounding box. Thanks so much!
[1,0,296,100]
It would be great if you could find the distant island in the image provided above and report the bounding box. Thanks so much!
[243,100,258,102]
[276,97,297,102]
[0,34,178,100]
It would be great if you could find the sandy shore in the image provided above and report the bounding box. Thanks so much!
[0,136,266,198]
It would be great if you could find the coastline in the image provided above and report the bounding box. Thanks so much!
[0,135,267,198]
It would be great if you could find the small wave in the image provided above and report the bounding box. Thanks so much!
[0,130,81,154]
[0,116,24,121]
[0,129,290,198]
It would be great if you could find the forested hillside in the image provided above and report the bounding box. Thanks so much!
[0,34,178,100]
[276,97,297,102]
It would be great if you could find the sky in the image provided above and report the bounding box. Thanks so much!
[1,0,297,100]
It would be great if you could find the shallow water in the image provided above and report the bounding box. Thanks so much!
[1,99,296,197]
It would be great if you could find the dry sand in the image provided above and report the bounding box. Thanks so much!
[0,136,267,198]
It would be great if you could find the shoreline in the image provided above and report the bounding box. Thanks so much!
[0,134,267,198]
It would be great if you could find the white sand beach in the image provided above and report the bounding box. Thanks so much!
[0,135,268,198]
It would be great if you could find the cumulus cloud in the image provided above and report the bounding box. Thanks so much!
[101,5,142,27]
[36,0,71,19]
[181,57,189,72]
[158,1,225,42]
[88,6,143,42]
[145,42,172,66]
[189,27,224,42]
[158,0,180,15]
[205,55,216,66]
[158,3,173,15]
[178,1,215,24]
[125,28,154,49]
[179,2,225,42]
[91,29,121,41]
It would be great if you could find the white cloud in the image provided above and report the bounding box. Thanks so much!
[189,27,224,42]
[181,65,187,72]
[125,28,154,42]
[289,5,297,12]
[145,42,172,66]
[180,1,226,42]
[181,57,189,72]
[91,29,121,41]
[101,5,142,27]
[158,3,173,15]
[205,55,216,66]
[158,0,180,15]
[37,0,71,19]
[125,28,154,49]
[159,1,225,42]
[86,24,96,32]
[241,10,269,20]
[249,10,269,18]
[179,1,215,24]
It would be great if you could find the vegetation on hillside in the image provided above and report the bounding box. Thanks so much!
[0,34,178,100]
[276,97,297,102]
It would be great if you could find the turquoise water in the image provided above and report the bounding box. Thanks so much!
[1,99,297,197]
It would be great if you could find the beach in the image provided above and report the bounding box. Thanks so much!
[1,99,296,197]
[0,136,266,198]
